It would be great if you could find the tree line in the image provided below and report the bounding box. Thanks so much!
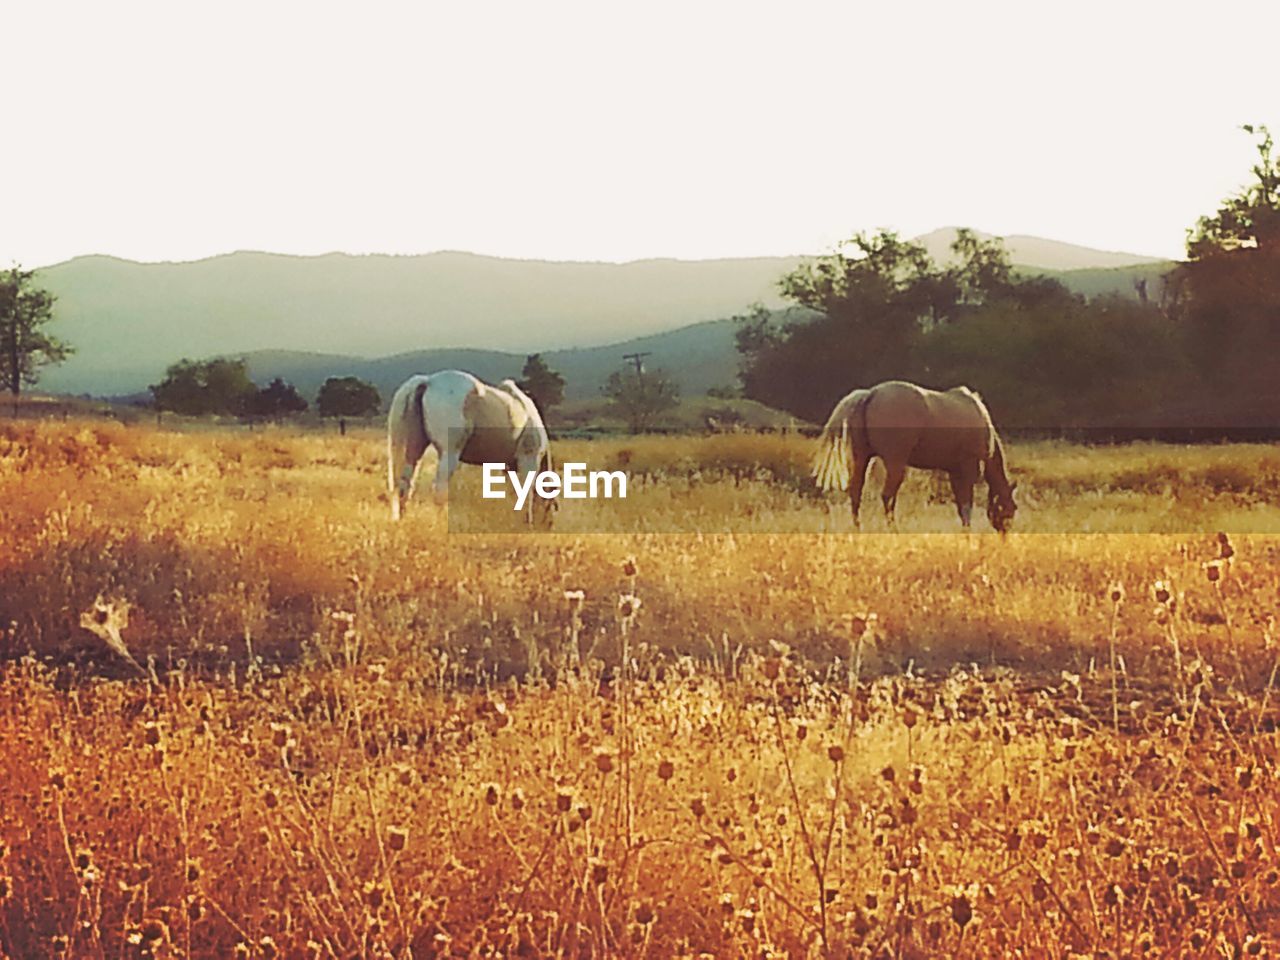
[736,125,1280,438]
[149,360,381,432]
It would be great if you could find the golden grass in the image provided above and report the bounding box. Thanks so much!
[1,420,1279,957]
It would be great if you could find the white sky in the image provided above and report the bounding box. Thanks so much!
[3,0,1275,268]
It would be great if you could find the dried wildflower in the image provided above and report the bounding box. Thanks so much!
[1203,559,1225,583]
[635,903,655,925]
[1108,582,1125,604]
[269,723,290,749]
[589,859,608,885]
[396,765,414,787]
[263,788,279,810]
[595,751,614,773]
[143,723,162,747]
[690,796,707,818]
[949,892,972,928]
[387,826,408,852]
[555,791,572,813]
[621,557,638,578]
[828,744,845,763]
[1152,580,1172,605]
[484,783,500,807]
[510,788,526,811]
[1217,531,1235,559]
[79,596,143,672]
[657,759,674,782]
[617,594,642,621]
[902,706,918,729]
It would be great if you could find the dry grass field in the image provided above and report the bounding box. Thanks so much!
[2,419,1280,958]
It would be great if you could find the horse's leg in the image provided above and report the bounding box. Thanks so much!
[433,444,460,502]
[390,418,430,521]
[881,459,907,527]
[849,455,870,528]
[949,461,978,528]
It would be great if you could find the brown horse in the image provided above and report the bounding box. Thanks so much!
[813,380,1017,531]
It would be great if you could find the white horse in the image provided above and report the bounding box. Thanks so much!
[387,370,554,523]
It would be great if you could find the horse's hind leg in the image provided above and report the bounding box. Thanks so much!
[881,459,907,527]
[949,461,978,528]
[849,455,871,528]
[389,406,430,520]
[433,445,461,502]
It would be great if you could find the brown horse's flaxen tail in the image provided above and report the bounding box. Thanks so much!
[812,389,870,492]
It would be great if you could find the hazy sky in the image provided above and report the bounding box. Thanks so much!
[4,1,1275,268]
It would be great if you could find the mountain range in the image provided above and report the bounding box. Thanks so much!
[31,229,1175,399]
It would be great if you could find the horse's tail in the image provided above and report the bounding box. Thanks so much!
[812,389,869,492]
[387,375,431,520]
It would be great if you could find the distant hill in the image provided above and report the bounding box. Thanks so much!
[916,227,1167,271]
[35,251,801,396]
[232,314,764,406]
[32,235,1177,398]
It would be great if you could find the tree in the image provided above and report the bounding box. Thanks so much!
[0,267,72,408]
[1187,124,1279,258]
[516,353,566,413]
[246,377,308,421]
[150,359,256,417]
[1173,124,1280,407]
[736,228,1076,423]
[316,376,381,434]
[604,366,679,432]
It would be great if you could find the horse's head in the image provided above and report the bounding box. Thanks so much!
[987,481,1017,533]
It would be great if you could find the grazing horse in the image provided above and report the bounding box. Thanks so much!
[812,380,1017,531]
[387,370,554,523]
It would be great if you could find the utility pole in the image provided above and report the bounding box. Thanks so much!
[622,352,651,376]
